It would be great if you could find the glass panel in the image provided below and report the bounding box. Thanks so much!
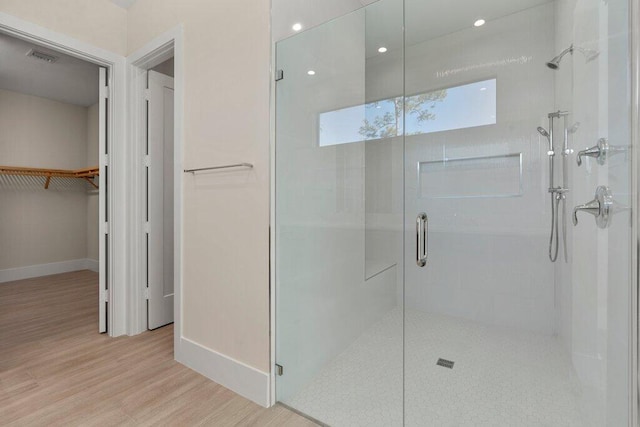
[404,1,632,427]
[275,0,634,425]
[274,0,404,425]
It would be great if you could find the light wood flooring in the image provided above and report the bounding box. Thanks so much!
[0,270,317,426]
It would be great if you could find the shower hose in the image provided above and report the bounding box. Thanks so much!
[549,191,568,263]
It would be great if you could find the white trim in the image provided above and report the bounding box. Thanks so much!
[0,259,99,283]
[179,337,270,407]
[86,259,100,272]
[0,12,127,337]
[126,26,184,352]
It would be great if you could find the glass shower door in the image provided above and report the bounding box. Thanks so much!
[403,0,634,426]
[274,0,635,425]
[274,1,405,425]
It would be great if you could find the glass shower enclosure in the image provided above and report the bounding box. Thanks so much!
[274,0,636,425]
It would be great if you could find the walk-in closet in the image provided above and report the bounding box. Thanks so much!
[0,31,102,331]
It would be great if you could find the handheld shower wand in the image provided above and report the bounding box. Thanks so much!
[541,111,570,263]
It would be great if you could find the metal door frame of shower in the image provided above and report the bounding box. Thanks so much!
[269,3,640,426]
[630,0,640,425]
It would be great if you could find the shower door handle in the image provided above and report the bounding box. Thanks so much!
[416,213,428,267]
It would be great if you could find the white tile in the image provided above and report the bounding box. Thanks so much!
[284,308,590,427]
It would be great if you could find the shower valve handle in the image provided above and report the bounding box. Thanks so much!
[573,186,613,229]
[577,138,608,166]
[572,200,600,226]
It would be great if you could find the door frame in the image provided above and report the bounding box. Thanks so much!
[0,12,127,336]
[631,0,640,424]
[126,26,184,357]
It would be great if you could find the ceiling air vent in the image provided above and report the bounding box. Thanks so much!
[26,49,58,63]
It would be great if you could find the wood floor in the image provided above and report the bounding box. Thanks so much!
[0,271,317,426]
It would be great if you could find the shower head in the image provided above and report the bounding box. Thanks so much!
[546,45,574,69]
[546,44,600,70]
[579,47,600,62]
[537,126,550,139]
[568,122,581,134]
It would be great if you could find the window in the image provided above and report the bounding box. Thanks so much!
[318,78,497,147]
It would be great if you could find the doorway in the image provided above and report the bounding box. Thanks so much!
[127,34,182,340]
[0,30,109,332]
[146,58,175,330]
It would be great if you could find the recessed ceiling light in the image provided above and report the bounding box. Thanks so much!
[474,19,486,27]
[292,23,303,31]
[307,70,316,76]
[378,47,388,53]
[480,87,487,91]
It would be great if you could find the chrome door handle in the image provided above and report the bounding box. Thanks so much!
[573,186,613,229]
[416,213,428,267]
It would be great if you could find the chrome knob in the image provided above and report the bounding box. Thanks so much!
[573,186,613,229]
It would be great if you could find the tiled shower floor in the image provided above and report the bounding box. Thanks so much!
[285,308,590,427]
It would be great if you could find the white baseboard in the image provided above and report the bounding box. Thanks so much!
[0,258,99,283]
[85,259,99,272]
[177,337,270,407]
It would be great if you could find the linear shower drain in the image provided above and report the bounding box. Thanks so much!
[436,358,455,369]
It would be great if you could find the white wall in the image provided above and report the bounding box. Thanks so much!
[381,4,556,333]
[0,0,127,55]
[127,0,272,374]
[0,89,91,272]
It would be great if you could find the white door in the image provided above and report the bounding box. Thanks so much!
[147,70,175,330]
[98,67,109,333]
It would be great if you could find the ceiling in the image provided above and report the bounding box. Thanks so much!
[109,0,138,9]
[405,0,551,36]
[272,0,378,42]
[274,0,551,55]
[0,33,99,107]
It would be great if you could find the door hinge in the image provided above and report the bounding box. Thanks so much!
[102,154,110,167]
[275,69,284,81]
[143,155,151,167]
[144,222,150,234]
[143,287,149,300]
[144,88,150,101]
[102,289,109,303]
[102,222,110,235]
[275,364,284,376]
